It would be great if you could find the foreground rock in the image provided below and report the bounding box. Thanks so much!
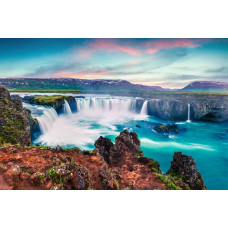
[0,87,36,147]
[0,128,206,190]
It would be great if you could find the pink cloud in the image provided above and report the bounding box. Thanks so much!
[75,38,210,59]
[145,39,209,54]
[146,48,157,54]
[76,39,141,59]
[90,39,141,56]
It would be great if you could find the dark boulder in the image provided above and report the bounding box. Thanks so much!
[154,124,179,133]
[167,152,206,190]
[95,130,141,166]
[21,95,36,104]
[94,136,114,164]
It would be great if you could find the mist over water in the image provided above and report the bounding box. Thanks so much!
[22,94,228,190]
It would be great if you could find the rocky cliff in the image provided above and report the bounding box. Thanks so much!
[0,130,206,190]
[0,86,36,147]
[137,95,228,122]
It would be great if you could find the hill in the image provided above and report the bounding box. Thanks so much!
[0,78,168,92]
[181,81,228,92]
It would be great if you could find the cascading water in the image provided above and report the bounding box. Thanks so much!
[140,100,148,115]
[187,103,191,122]
[75,97,137,113]
[36,107,58,134]
[64,100,72,115]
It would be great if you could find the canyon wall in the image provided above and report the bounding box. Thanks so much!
[137,96,228,122]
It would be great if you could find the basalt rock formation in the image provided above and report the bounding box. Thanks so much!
[144,96,228,122]
[0,130,206,190]
[167,152,207,190]
[0,87,36,147]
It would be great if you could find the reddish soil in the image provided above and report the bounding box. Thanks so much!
[0,145,168,190]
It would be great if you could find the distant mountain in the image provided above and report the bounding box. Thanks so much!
[0,78,169,91]
[180,81,228,92]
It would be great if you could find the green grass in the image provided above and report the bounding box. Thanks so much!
[33,95,69,105]
[136,149,143,158]
[8,89,228,102]
[46,167,57,181]
[149,160,161,173]
[113,180,120,190]
[156,173,181,190]
[166,168,186,182]
[37,173,44,179]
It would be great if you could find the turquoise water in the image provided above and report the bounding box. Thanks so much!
[102,117,228,190]
[22,96,228,190]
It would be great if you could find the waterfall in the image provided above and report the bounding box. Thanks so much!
[36,107,58,134]
[187,103,191,122]
[75,97,137,113]
[140,100,148,115]
[64,100,72,115]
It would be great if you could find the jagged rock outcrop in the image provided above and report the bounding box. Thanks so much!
[167,152,206,190]
[95,130,141,166]
[94,136,114,164]
[0,87,36,147]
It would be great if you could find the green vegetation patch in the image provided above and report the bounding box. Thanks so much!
[46,167,57,181]
[166,168,186,182]
[136,149,143,158]
[149,160,161,173]
[156,173,181,190]
[33,95,69,106]
[113,180,120,190]
[0,106,26,145]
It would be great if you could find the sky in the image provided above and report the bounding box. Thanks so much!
[0,38,227,89]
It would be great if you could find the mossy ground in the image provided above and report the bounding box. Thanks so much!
[33,95,69,106]
[156,173,181,190]
[0,106,26,145]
